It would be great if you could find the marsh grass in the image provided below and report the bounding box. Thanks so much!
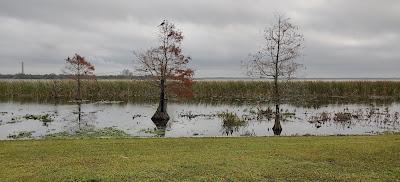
[1,80,400,104]
[218,111,246,133]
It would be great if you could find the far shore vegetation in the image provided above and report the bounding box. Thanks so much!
[1,80,400,105]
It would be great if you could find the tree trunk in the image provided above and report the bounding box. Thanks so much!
[272,104,282,135]
[77,76,81,101]
[273,76,282,135]
[274,76,279,115]
[274,16,281,116]
[151,79,170,128]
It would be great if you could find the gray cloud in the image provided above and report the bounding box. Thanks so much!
[0,0,399,77]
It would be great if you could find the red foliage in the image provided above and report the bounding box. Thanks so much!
[168,68,194,98]
[65,53,95,79]
[135,20,194,98]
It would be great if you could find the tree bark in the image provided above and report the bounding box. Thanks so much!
[151,78,170,128]
[77,76,81,101]
[272,104,282,135]
[274,16,281,116]
[273,17,282,136]
[274,76,279,115]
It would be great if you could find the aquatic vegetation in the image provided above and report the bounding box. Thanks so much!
[255,107,274,119]
[1,80,400,104]
[333,112,353,122]
[93,100,125,104]
[23,114,53,123]
[132,114,142,120]
[179,111,217,119]
[218,111,246,134]
[7,131,34,139]
[142,128,166,137]
[306,106,400,130]
[1,101,400,138]
[308,112,331,123]
[45,127,131,139]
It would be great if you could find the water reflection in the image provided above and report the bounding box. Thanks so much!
[68,102,97,132]
[0,102,399,139]
[152,109,168,137]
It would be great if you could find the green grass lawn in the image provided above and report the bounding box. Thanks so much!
[0,135,399,181]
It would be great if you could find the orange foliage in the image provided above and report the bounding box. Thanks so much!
[65,53,95,79]
[168,68,194,98]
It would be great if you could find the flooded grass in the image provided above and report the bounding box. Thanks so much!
[23,114,53,123]
[1,80,400,103]
[7,131,34,139]
[44,127,132,139]
[142,128,166,137]
[0,134,399,181]
[218,111,247,134]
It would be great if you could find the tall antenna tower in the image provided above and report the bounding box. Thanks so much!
[21,61,24,75]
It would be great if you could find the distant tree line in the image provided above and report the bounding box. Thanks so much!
[0,73,152,80]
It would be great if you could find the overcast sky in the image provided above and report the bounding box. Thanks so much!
[0,0,399,78]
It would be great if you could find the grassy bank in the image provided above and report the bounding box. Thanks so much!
[1,80,400,103]
[0,134,399,181]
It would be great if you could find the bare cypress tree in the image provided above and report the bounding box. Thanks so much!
[246,14,304,134]
[134,20,193,128]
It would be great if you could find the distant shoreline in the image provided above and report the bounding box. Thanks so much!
[1,75,400,81]
[194,77,400,81]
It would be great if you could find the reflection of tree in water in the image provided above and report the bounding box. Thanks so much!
[247,105,286,136]
[64,103,97,133]
[152,121,168,137]
[216,106,292,136]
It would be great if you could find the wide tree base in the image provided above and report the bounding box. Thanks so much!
[151,110,170,129]
[272,114,282,135]
[272,125,282,135]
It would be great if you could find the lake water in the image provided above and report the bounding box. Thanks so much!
[0,101,399,139]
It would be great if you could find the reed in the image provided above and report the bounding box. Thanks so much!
[1,80,400,102]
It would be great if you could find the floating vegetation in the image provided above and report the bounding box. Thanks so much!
[281,112,297,121]
[23,114,53,123]
[333,112,353,122]
[7,117,18,124]
[241,131,256,136]
[94,100,125,104]
[8,131,34,139]
[45,127,131,139]
[309,112,330,123]
[308,106,400,129]
[179,111,217,119]
[254,107,274,120]
[218,111,247,135]
[132,114,142,120]
[142,128,166,137]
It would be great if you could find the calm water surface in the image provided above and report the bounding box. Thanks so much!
[0,101,399,139]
